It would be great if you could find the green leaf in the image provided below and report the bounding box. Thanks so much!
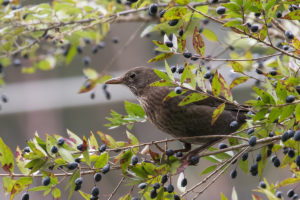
[150,80,177,87]
[202,29,218,42]
[120,150,133,174]
[253,108,268,121]
[94,152,109,169]
[231,61,244,73]
[268,107,281,123]
[230,76,249,89]
[83,68,98,80]
[211,103,226,125]
[279,105,296,122]
[58,148,75,163]
[0,137,14,174]
[10,177,33,200]
[282,10,300,20]
[126,130,139,153]
[66,129,82,146]
[218,72,233,101]
[223,19,242,27]
[221,192,229,200]
[164,60,175,82]
[148,53,174,63]
[97,131,117,148]
[212,72,221,97]
[152,40,170,51]
[200,165,217,175]
[238,156,248,174]
[124,101,145,118]
[192,26,205,56]
[180,65,196,89]
[78,191,91,200]
[163,7,188,19]
[67,170,80,200]
[163,90,187,102]
[153,69,172,81]
[3,176,16,195]
[179,92,208,106]
[15,146,30,175]
[296,103,300,122]
[174,0,190,5]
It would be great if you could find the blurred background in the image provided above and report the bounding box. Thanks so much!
[0,20,293,200]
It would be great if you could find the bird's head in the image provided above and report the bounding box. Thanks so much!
[105,67,160,96]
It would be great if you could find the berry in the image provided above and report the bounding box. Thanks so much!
[159,10,166,18]
[68,162,78,170]
[250,163,258,176]
[178,29,184,37]
[189,155,199,165]
[150,189,157,199]
[230,169,237,179]
[148,4,158,16]
[276,191,283,198]
[247,128,255,135]
[294,130,300,141]
[249,136,256,147]
[21,193,29,200]
[230,121,238,128]
[139,183,147,189]
[83,56,91,66]
[99,144,107,152]
[90,92,95,99]
[273,158,281,167]
[251,24,259,32]
[254,12,261,17]
[176,151,183,157]
[292,194,298,200]
[267,149,272,157]
[23,147,30,153]
[183,52,192,58]
[283,45,289,51]
[166,149,175,156]
[256,68,263,74]
[77,143,84,151]
[57,138,65,146]
[92,46,98,54]
[167,184,174,193]
[203,19,210,24]
[204,71,212,79]
[269,70,277,76]
[153,182,160,189]
[2,0,9,6]
[256,153,262,162]
[216,6,226,15]
[75,177,83,186]
[104,90,111,100]
[177,66,184,74]
[91,186,99,197]
[76,46,83,54]
[288,130,295,138]
[131,155,138,165]
[288,189,295,198]
[97,41,105,49]
[259,181,266,189]
[288,149,295,158]
[271,155,278,162]
[246,22,252,28]
[181,178,187,187]
[101,164,110,174]
[161,175,168,184]
[174,87,182,95]
[218,143,228,149]
[112,37,119,44]
[83,38,91,44]
[242,152,248,161]
[212,0,218,3]
[286,95,295,103]
[174,194,181,200]
[94,173,102,182]
[282,132,290,142]
[51,146,58,154]
[285,30,294,40]
[165,41,173,48]
[75,158,81,163]
[170,66,177,73]
[42,176,51,186]
[168,19,179,26]
[198,27,203,33]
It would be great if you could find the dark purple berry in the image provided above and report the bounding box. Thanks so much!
[51,146,58,154]
[94,173,102,182]
[247,128,255,135]
[99,144,107,152]
[150,189,157,199]
[139,183,147,189]
[57,138,64,146]
[259,181,266,188]
[166,149,175,156]
[189,155,199,165]
[216,6,226,15]
[181,178,187,187]
[101,164,110,174]
[230,169,237,179]
[68,162,78,170]
[21,193,29,200]
[153,182,160,189]
[75,177,83,186]
[286,95,295,103]
[249,136,257,147]
[167,184,174,193]
[131,155,138,165]
[168,19,179,26]
[91,186,99,197]
[183,52,192,58]
[148,4,158,16]
[285,30,294,40]
[218,143,228,149]
[230,121,238,128]
[288,189,295,198]
[42,176,51,186]
[251,24,259,32]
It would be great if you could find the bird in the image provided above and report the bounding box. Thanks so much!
[105,66,248,156]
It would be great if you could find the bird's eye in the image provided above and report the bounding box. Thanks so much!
[129,73,136,79]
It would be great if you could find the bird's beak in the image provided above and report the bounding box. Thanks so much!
[105,77,123,84]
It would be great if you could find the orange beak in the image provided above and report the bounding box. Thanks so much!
[105,77,123,84]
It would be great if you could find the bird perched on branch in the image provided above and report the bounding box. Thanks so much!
[105,67,248,155]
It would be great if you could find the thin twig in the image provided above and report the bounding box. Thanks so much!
[107,177,125,200]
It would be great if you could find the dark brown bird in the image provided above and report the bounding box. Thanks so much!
[105,67,248,154]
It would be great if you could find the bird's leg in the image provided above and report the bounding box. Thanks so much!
[181,139,220,161]
[173,143,192,154]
